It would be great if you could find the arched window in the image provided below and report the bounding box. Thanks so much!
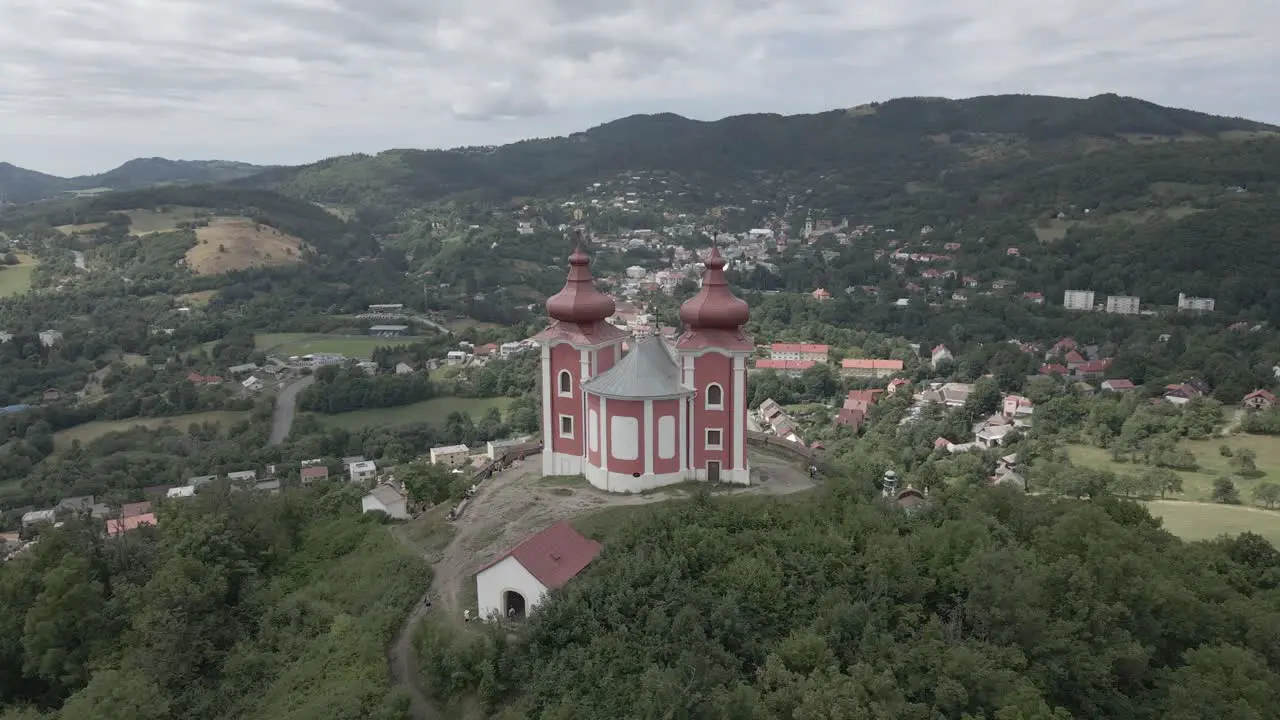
[558,370,573,396]
[705,383,723,409]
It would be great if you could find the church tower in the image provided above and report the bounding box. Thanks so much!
[675,246,753,485]
[534,235,628,477]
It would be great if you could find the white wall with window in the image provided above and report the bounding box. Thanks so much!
[705,383,723,409]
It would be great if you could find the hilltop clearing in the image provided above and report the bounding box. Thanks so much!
[186,217,304,274]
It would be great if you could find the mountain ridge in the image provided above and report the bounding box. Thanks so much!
[0,157,270,204]
[235,93,1280,210]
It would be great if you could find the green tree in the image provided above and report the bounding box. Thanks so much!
[58,669,169,720]
[1230,447,1259,475]
[1251,482,1280,509]
[22,554,106,699]
[1212,476,1242,505]
[400,461,458,506]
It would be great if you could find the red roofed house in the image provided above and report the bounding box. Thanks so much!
[106,513,156,537]
[1243,389,1277,411]
[1064,350,1086,370]
[120,501,152,518]
[770,343,830,363]
[931,344,953,369]
[187,372,223,386]
[812,288,832,302]
[835,407,866,430]
[1101,379,1136,392]
[754,359,816,376]
[841,358,904,378]
[887,377,910,394]
[1076,358,1113,378]
[476,521,602,620]
[299,465,330,484]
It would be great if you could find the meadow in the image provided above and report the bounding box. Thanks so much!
[0,253,38,297]
[314,396,513,431]
[125,206,205,234]
[188,217,304,274]
[1143,500,1280,546]
[1067,433,1280,502]
[52,410,251,449]
[255,332,409,359]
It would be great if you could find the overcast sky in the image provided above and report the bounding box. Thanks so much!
[1,0,1276,176]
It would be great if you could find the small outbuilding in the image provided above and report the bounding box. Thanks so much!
[475,521,602,621]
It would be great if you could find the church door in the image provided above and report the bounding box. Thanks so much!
[707,461,721,483]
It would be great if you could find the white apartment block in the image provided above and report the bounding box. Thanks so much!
[1105,295,1141,315]
[1177,293,1215,312]
[1063,290,1095,311]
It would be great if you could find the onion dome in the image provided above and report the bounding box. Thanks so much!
[679,246,749,330]
[546,239,615,325]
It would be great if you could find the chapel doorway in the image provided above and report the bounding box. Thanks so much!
[707,461,721,483]
[503,590,526,620]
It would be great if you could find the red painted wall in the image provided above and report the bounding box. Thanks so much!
[596,342,619,375]
[549,343,582,457]
[586,393,601,467]
[651,398,681,475]
[690,352,735,470]
[606,398,645,476]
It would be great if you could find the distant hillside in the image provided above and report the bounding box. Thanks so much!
[243,93,1279,211]
[0,157,269,204]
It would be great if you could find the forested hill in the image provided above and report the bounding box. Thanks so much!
[0,158,267,205]
[242,93,1279,210]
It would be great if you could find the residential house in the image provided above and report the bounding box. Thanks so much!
[922,382,973,408]
[1101,379,1137,392]
[430,444,472,468]
[395,361,416,375]
[770,343,830,363]
[1177,293,1215,312]
[241,376,264,391]
[361,483,409,519]
[253,480,281,494]
[1045,337,1077,360]
[1064,350,1086,371]
[886,377,910,394]
[57,495,96,514]
[500,341,529,357]
[227,363,259,375]
[811,288,832,302]
[1063,289,1095,311]
[349,460,377,483]
[930,344,953,369]
[1243,389,1277,411]
[487,439,526,460]
[187,474,216,488]
[106,513,157,537]
[841,358,904,378]
[1163,383,1205,406]
[42,388,61,402]
[226,470,257,484]
[1001,395,1034,427]
[21,509,56,528]
[754,359,815,376]
[187,372,223,386]
[758,398,785,423]
[1075,358,1113,378]
[300,465,330,484]
[1105,295,1141,315]
[975,417,1016,449]
[38,330,62,347]
[835,407,866,430]
[446,350,469,365]
[475,521,602,620]
[119,501,152,518]
[1021,292,1044,304]
[166,486,197,500]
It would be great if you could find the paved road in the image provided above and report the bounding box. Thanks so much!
[269,375,314,445]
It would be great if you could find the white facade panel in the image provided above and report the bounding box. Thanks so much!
[657,416,676,459]
[610,416,639,461]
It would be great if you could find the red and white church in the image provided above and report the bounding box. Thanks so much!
[534,240,753,493]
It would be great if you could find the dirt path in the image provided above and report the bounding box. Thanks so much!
[387,451,816,719]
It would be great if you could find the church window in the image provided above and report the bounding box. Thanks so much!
[558,370,572,396]
[705,428,723,450]
[705,383,724,409]
[559,414,574,438]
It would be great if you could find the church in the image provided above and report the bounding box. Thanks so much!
[535,237,753,493]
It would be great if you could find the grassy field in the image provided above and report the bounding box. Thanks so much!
[177,289,219,306]
[188,217,304,275]
[54,222,107,235]
[255,332,408,358]
[53,410,251,449]
[1143,500,1280,546]
[315,396,513,431]
[125,206,205,234]
[0,253,37,297]
[1068,434,1280,502]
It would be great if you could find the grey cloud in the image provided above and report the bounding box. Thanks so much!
[0,0,1275,175]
